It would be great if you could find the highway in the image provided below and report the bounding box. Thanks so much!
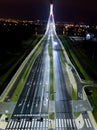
[13,42,50,115]
[5,3,95,130]
[50,32,77,129]
[6,40,50,130]
[6,29,94,130]
[52,33,93,129]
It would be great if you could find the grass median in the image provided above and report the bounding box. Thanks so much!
[48,44,54,100]
[49,112,55,120]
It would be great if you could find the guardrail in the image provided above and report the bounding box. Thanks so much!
[0,34,46,101]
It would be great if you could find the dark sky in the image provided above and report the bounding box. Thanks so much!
[0,0,97,24]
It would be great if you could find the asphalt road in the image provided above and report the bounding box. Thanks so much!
[5,15,94,130]
[5,40,50,129]
[52,36,77,130]
[13,43,50,115]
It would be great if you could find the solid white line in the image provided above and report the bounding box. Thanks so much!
[34,120,37,127]
[10,120,14,128]
[28,122,31,128]
[25,121,28,128]
[59,119,61,127]
[7,120,12,128]
[16,122,19,128]
[37,121,40,127]
[22,120,25,128]
[46,119,48,127]
[31,119,34,128]
[69,119,72,127]
[85,119,89,128]
[19,119,23,128]
[64,119,66,127]
[87,119,92,127]
[13,121,17,128]
[67,119,70,127]
[43,120,45,127]
[61,119,64,127]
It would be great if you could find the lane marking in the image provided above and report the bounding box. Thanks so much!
[69,119,72,127]
[61,119,64,127]
[85,119,89,128]
[87,119,92,127]
[64,119,66,127]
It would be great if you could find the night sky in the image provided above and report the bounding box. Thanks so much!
[0,0,97,24]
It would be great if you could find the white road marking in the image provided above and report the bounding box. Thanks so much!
[22,120,25,128]
[7,120,12,128]
[69,119,72,127]
[13,121,17,128]
[37,120,40,127]
[56,119,77,128]
[67,119,70,127]
[64,119,66,127]
[85,119,89,128]
[31,119,34,128]
[10,120,14,128]
[87,119,92,127]
[43,120,45,127]
[61,119,64,127]
[59,119,61,127]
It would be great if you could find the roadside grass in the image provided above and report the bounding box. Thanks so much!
[84,87,97,122]
[10,42,43,101]
[48,44,54,100]
[60,50,66,66]
[74,112,81,118]
[59,36,91,80]
[70,51,89,79]
[49,112,55,120]
[72,87,77,100]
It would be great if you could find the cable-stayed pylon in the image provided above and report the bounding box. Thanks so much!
[45,3,56,34]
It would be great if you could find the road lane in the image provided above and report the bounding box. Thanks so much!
[52,36,77,130]
[5,4,95,129]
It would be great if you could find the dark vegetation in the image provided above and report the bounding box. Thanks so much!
[0,20,46,95]
[58,24,97,82]
[60,35,97,82]
[73,39,97,81]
